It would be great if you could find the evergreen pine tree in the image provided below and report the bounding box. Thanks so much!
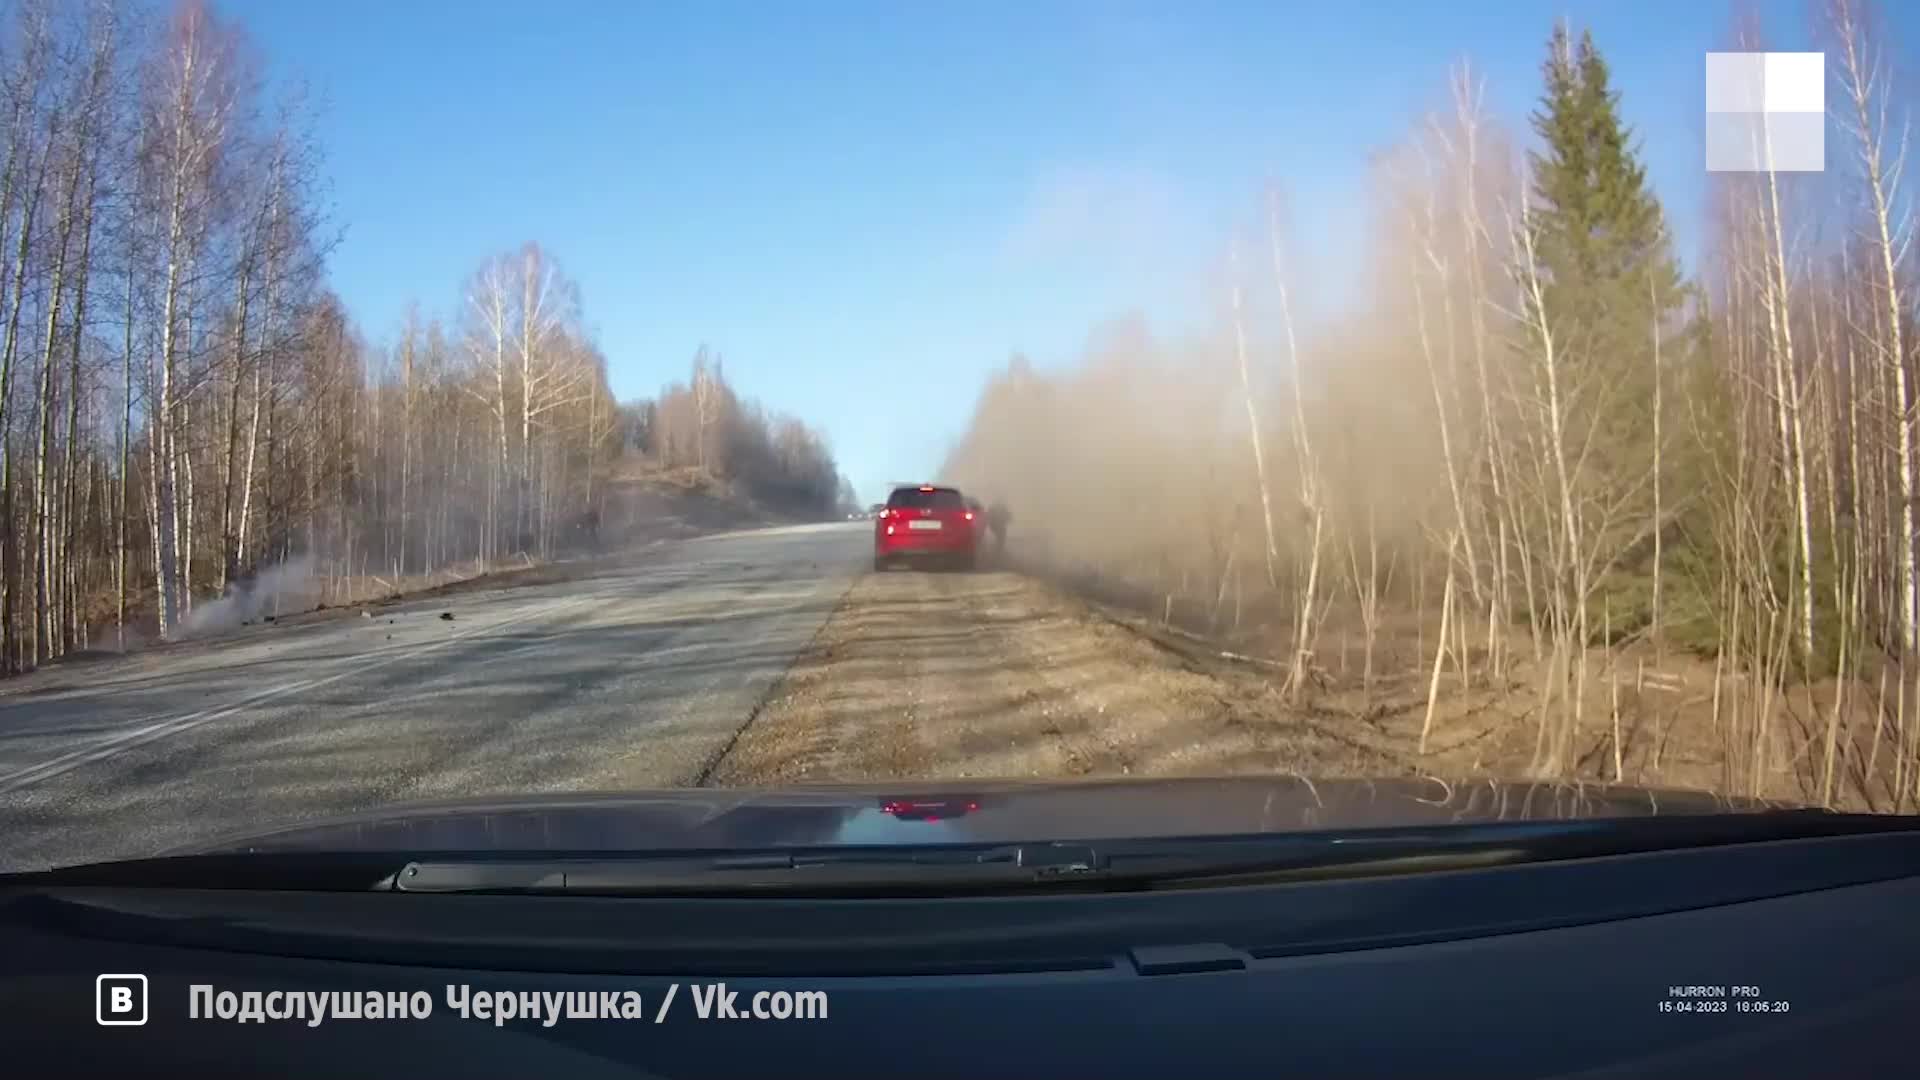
[1526,24,1684,367]
[1522,23,1693,641]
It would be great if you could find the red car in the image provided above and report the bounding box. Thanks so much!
[874,484,979,571]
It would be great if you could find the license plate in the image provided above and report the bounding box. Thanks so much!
[908,519,943,531]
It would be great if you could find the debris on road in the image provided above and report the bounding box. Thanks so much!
[439,611,455,621]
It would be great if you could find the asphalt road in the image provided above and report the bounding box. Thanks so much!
[0,522,866,872]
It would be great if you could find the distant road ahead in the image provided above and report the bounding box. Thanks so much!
[0,522,865,872]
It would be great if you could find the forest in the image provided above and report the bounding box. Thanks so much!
[0,0,845,664]
[945,2,1920,808]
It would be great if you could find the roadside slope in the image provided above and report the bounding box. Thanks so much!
[708,568,1411,786]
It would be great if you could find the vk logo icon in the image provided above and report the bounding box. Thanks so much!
[96,974,148,1026]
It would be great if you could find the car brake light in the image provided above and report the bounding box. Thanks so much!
[964,511,974,521]
[919,485,934,492]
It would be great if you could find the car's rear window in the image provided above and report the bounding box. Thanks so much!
[889,487,966,510]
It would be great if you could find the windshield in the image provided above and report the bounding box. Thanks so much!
[888,488,967,511]
[0,1,1914,876]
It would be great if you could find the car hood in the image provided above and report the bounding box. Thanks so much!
[179,776,1806,855]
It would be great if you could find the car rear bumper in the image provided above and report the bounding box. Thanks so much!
[875,528,977,556]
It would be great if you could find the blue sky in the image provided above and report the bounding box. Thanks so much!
[230,0,1880,504]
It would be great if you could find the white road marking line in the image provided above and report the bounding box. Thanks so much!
[0,593,602,796]
[0,594,552,708]
[0,601,578,732]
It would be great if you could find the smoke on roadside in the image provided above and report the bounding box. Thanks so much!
[941,104,1518,649]
[941,295,1448,646]
[176,556,317,639]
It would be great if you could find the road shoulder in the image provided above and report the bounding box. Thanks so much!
[707,567,1411,786]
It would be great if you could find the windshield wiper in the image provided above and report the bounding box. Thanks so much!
[385,839,1532,896]
[385,810,1908,897]
[391,842,1109,895]
[8,809,1910,896]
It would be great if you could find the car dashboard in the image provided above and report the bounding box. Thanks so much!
[3,824,1917,1079]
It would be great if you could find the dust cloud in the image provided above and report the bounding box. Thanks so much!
[941,300,1441,647]
[175,556,317,640]
[941,100,1513,654]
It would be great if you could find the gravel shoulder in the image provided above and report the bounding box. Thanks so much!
[708,566,1412,786]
